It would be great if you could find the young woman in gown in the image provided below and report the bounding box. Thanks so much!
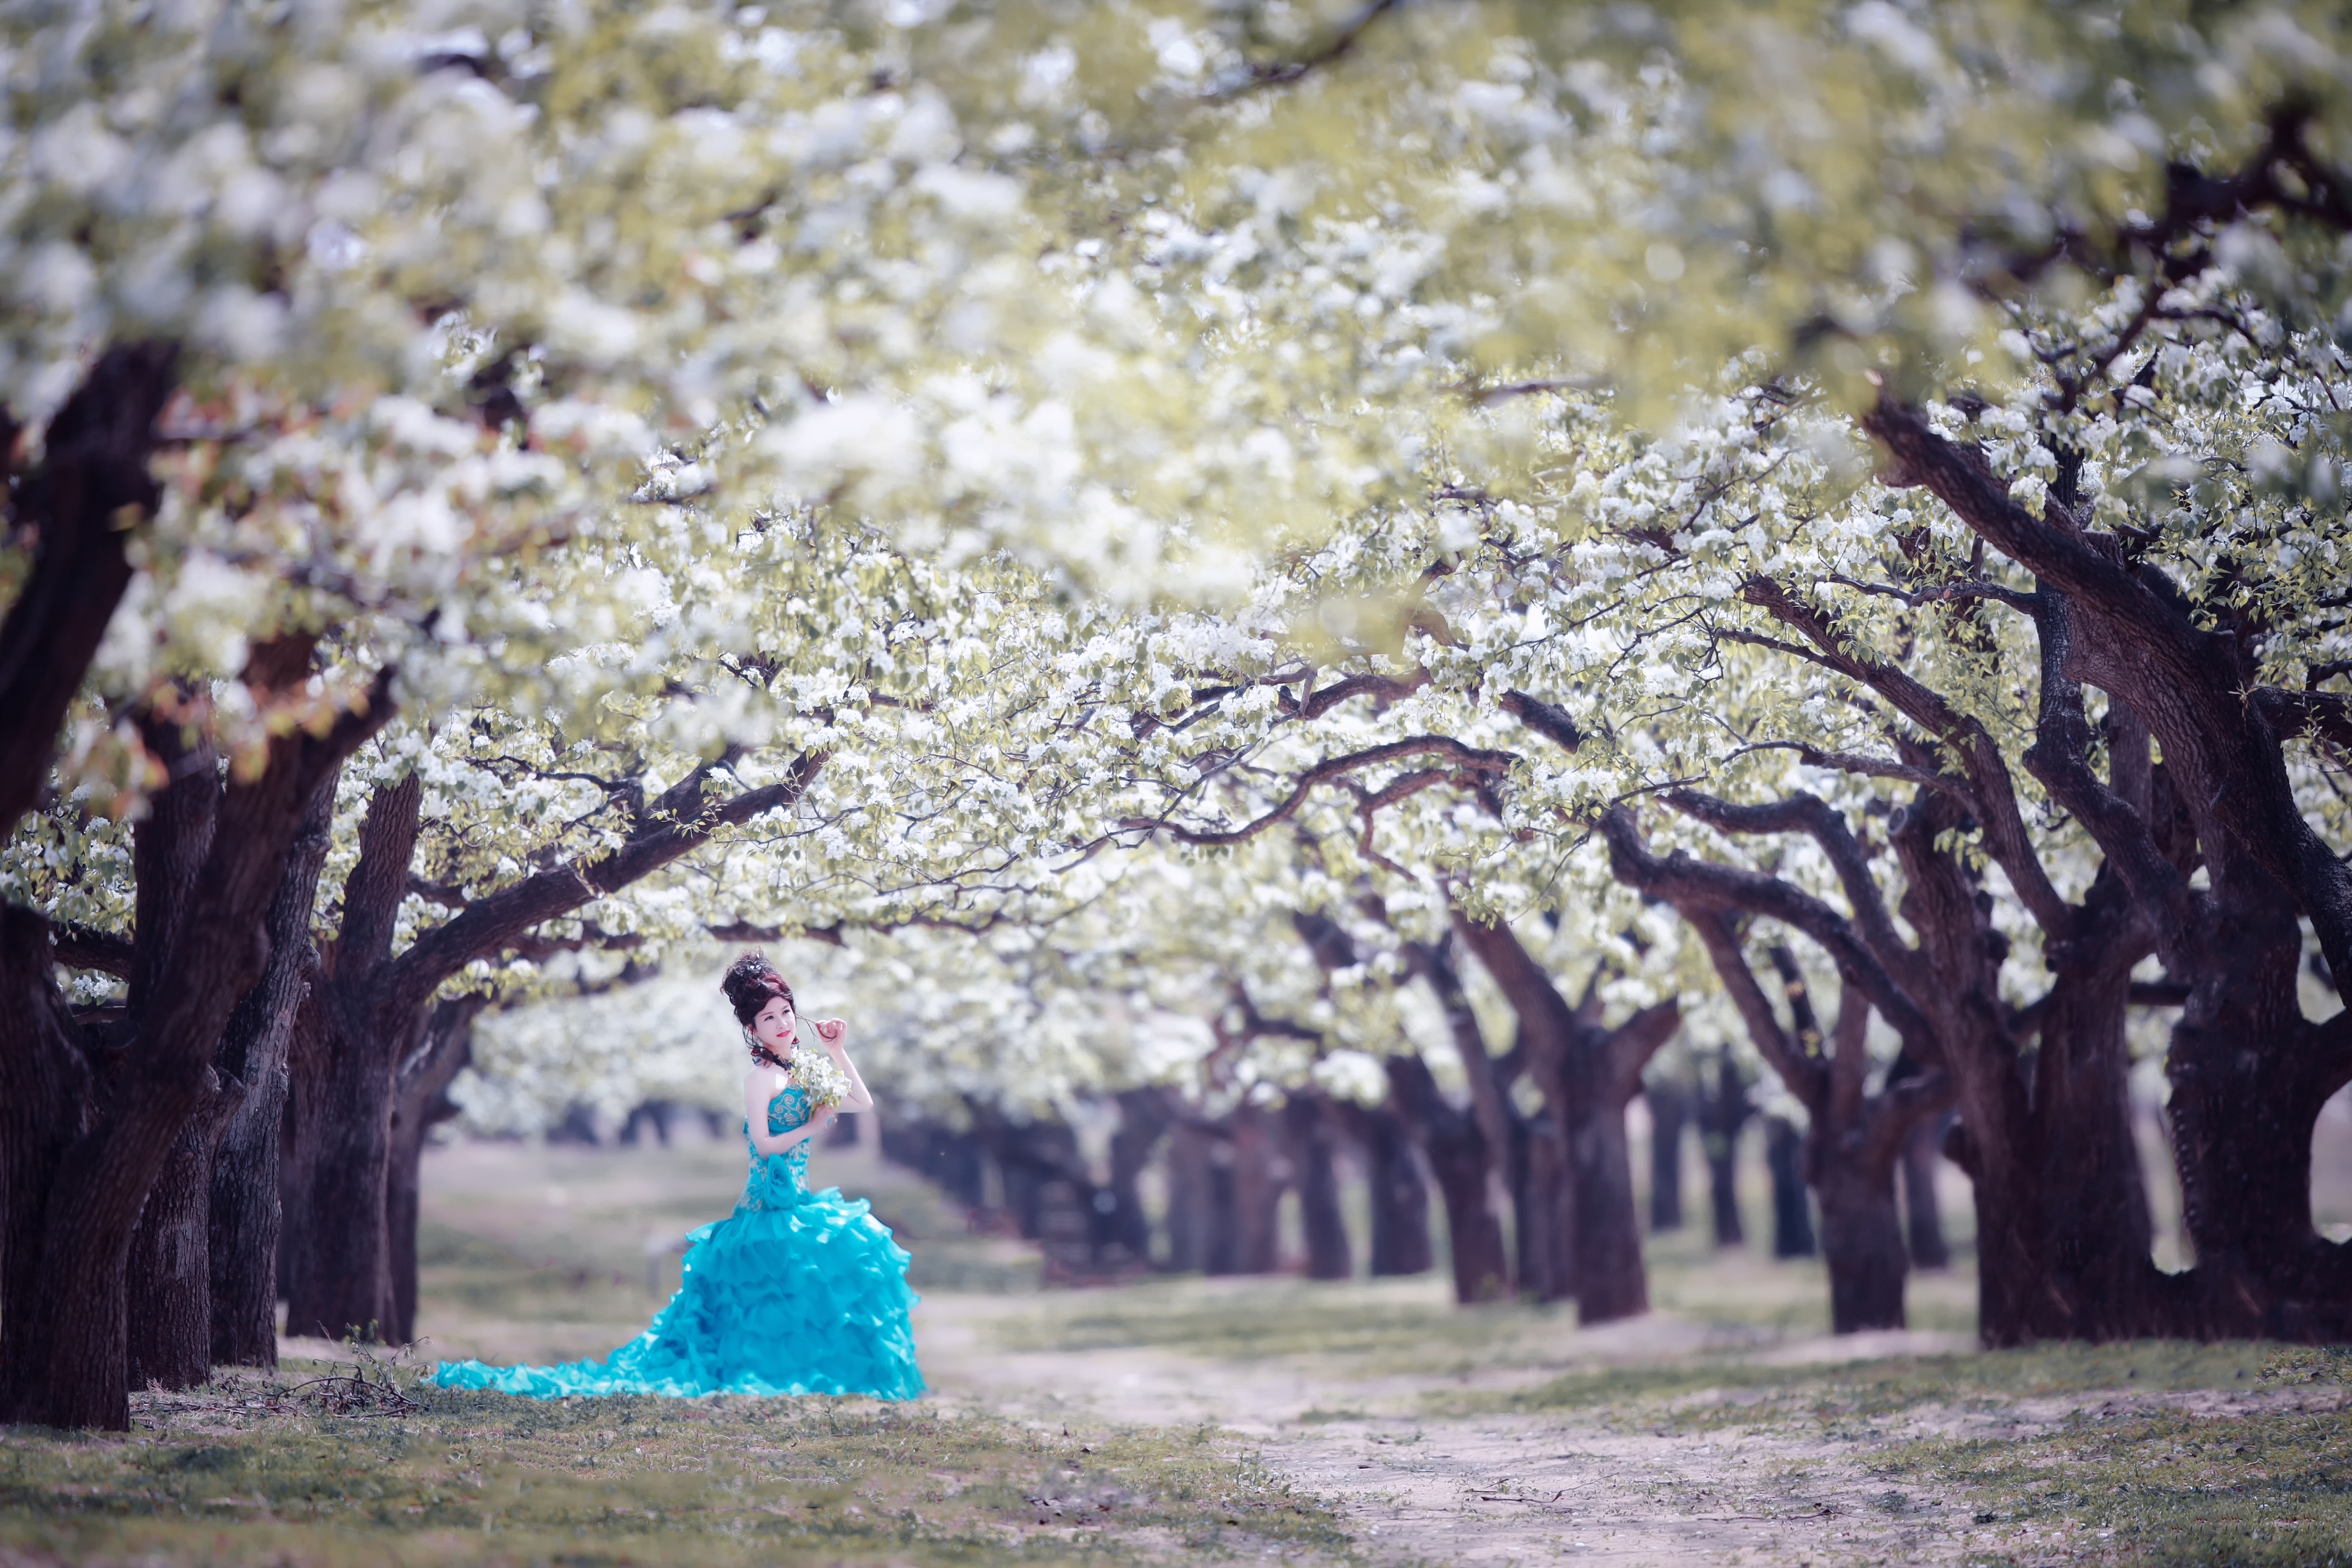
[428,952,924,1399]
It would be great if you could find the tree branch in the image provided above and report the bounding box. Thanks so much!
[1739,573,2075,937]
[0,343,179,836]
[1498,689,1583,752]
[1604,1000,1683,1106]
[1683,908,1828,1111]
[1119,737,1514,846]
[384,751,825,1020]
[50,924,136,978]
[1730,740,1977,805]
[1863,391,2352,1006]
[2252,687,2352,753]
[1598,805,1940,1062]
[2018,589,2196,961]
[1664,788,1927,997]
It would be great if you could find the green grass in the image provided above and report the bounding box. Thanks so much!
[0,1362,1352,1567]
[992,1281,1508,1364]
[1878,1402,2352,1566]
[1476,1339,2271,1427]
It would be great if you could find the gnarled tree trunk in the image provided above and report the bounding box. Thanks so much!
[0,911,95,1418]
[11,637,389,1428]
[1511,1114,1573,1302]
[121,707,227,1393]
[124,1093,242,1391]
[1229,1104,1290,1275]
[209,764,341,1368]
[1162,1116,1224,1274]
[284,777,423,1342]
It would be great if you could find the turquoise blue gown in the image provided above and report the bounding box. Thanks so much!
[428,1085,923,1400]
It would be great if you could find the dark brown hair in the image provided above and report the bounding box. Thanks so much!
[722,951,795,1066]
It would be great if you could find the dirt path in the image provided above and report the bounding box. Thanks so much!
[911,1294,2046,1566]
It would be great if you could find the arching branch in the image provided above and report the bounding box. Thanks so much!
[1117,736,1514,846]
[385,751,825,1020]
[1737,573,2074,938]
[1598,805,1938,1062]
[1663,789,1927,997]
[1683,908,1827,1111]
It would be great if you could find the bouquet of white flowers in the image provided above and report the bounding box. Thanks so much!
[787,1042,852,1110]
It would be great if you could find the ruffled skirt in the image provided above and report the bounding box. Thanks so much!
[428,1187,923,1400]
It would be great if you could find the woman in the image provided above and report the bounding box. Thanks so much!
[428,952,924,1400]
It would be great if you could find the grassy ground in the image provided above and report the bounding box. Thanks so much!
[7,1116,2352,1564]
[0,1361,1349,1567]
[1880,1386,2352,1567]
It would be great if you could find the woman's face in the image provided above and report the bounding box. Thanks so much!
[751,994,797,1053]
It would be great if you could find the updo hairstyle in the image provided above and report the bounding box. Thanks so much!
[722,951,796,1066]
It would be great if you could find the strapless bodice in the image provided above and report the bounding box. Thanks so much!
[739,1085,812,1212]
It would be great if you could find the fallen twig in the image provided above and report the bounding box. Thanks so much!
[285,1371,424,1418]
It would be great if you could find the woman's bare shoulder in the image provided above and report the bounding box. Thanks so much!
[743,1063,788,1093]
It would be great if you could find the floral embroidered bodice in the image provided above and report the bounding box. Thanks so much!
[738,1084,813,1213]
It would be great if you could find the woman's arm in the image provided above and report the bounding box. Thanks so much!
[743,1069,836,1156]
[811,1019,875,1111]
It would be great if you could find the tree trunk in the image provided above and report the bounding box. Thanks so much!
[283,1009,415,1341]
[1900,1111,1951,1270]
[1423,1129,1509,1302]
[1162,1118,1222,1274]
[2169,979,2352,1339]
[1511,1114,1573,1302]
[208,765,340,1367]
[124,1089,242,1389]
[1450,912,1677,1324]
[13,1079,211,1429]
[1229,1105,1289,1274]
[119,706,224,1392]
[1765,1116,1816,1259]
[1354,1106,1432,1277]
[275,992,325,1315]
[386,997,486,1344]
[0,910,94,1420]
[1884,799,2055,1348]
[10,637,376,1429]
[283,777,422,1343]
[1384,1055,1508,1302]
[1283,1093,1352,1281]
[1395,929,1516,1295]
[1702,1054,1749,1247]
[1555,1048,1652,1321]
[2033,941,2163,1339]
[1108,1090,1171,1265]
[1646,1077,1688,1233]
[1813,1158,1908,1331]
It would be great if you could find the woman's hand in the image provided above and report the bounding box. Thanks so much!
[812,1018,847,1048]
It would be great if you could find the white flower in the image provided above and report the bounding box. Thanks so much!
[788,1044,852,1109]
